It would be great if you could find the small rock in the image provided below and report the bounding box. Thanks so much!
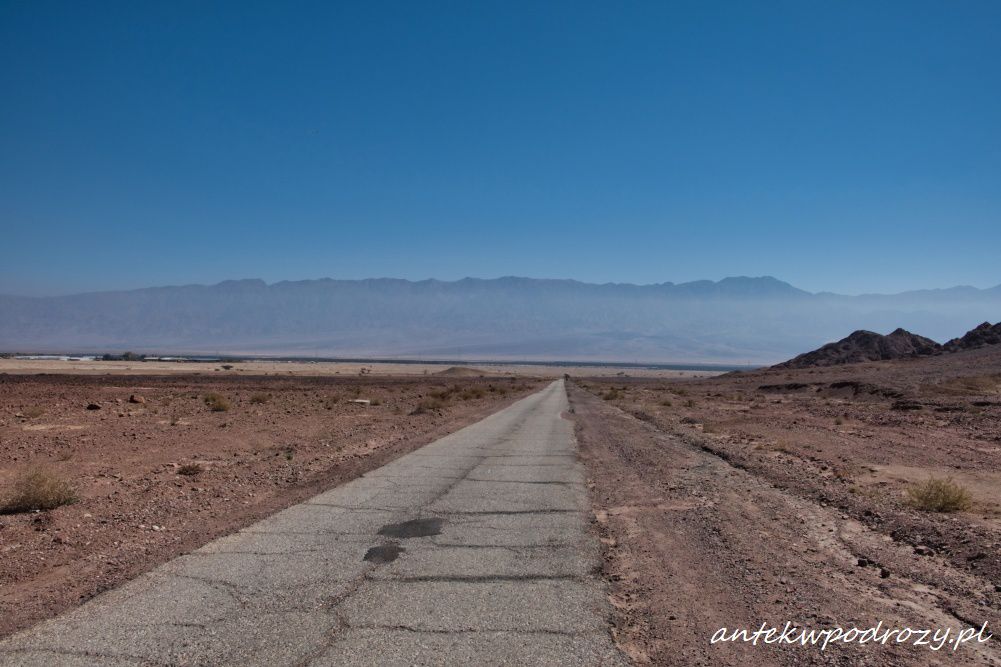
[914,545,934,556]
[86,403,101,410]
[128,395,145,404]
[880,568,891,579]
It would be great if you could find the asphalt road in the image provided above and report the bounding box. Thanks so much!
[0,380,626,666]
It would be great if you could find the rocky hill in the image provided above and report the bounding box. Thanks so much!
[778,321,1001,368]
[776,328,942,368]
[944,321,1001,352]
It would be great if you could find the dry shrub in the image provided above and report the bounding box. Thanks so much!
[203,393,231,412]
[602,389,621,401]
[429,387,455,401]
[931,374,1001,396]
[249,393,270,404]
[459,387,485,401]
[906,477,972,513]
[410,399,444,415]
[177,463,203,476]
[22,406,45,419]
[2,468,77,513]
[754,438,793,454]
[831,464,858,481]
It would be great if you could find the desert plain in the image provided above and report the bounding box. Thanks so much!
[572,344,1001,665]
[1,349,1000,665]
[0,366,543,638]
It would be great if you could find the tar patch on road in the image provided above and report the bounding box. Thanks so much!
[363,544,404,564]
[377,517,443,538]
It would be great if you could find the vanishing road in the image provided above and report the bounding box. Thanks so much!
[0,380,626,666]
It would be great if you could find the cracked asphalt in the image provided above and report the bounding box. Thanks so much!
[0,380,626,666]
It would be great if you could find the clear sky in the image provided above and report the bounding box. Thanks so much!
[1,0,999,296]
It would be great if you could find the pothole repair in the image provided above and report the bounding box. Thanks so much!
[377,517,444,538]
[363,544,404,564]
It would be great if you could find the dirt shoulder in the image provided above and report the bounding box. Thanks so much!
[568,362,1001,665]
[0,373,542,638]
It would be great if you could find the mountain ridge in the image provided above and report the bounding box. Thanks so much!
[2,276,1000,363]
[8,274,1001,300]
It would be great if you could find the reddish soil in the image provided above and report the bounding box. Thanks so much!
[0,373,541,638]
[571,345,1001,666]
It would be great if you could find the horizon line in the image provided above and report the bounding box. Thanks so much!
[4,274,1000,300]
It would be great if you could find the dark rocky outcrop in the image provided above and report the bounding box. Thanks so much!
[943,322,1001,352]
[778,320,1001,368]
[776,328,941,369]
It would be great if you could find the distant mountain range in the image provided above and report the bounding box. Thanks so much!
[1,276,1000,363]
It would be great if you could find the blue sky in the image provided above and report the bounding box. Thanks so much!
[1,0,999,296]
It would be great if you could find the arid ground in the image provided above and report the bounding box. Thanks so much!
[570,345,1001,665]
[4,350,1001,665]
[0,371,542,638]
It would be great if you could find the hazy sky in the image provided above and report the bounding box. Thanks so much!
[1,1,999,296]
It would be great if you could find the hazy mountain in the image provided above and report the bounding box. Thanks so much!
[1,276,1000,363]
